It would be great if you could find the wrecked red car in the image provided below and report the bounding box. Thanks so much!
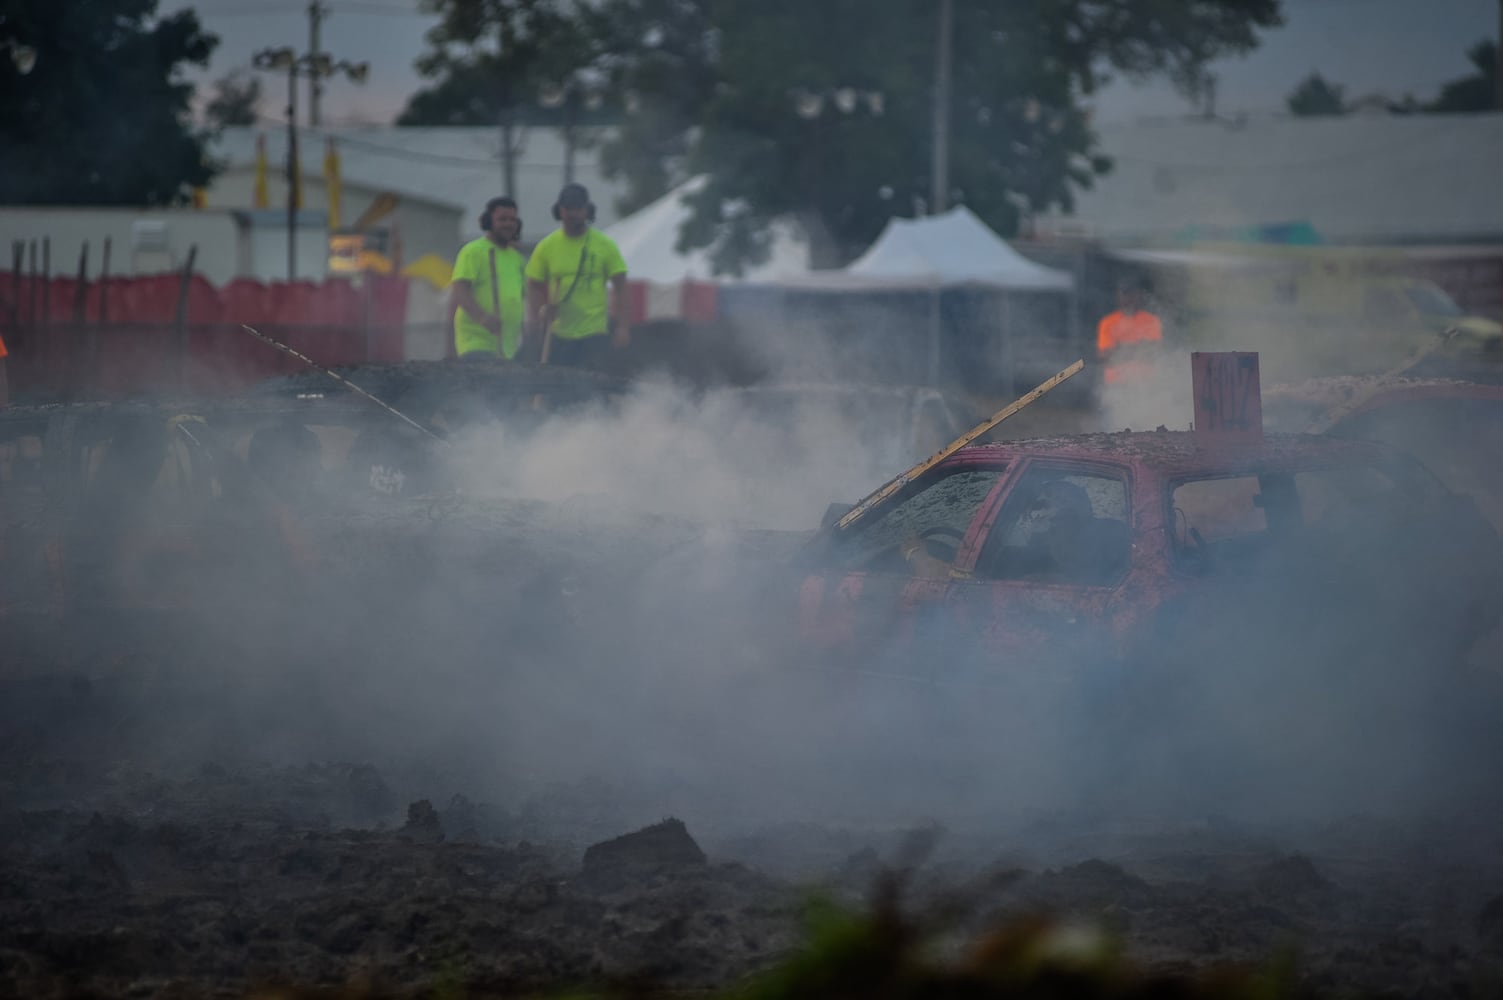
[794,429,1503,678]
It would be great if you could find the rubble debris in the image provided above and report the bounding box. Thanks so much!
[1254,853,1331,900]
[582,817,707,874]
[400,799,444,844]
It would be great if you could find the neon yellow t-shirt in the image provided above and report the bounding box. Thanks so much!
[452,237,526,358]
[524,229,627,341]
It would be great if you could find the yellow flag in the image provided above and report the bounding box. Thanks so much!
[253,133,269,209]
[323,136,342,229]
[192,187,207,209]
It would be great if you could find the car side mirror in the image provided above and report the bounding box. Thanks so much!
[820,501,855,530]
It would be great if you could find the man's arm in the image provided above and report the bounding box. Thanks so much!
[1096,315,1117,359]
[451,279,500,334]
[609,272,631,348]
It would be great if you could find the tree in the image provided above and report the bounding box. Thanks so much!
[587,0,719,215]
[0,0,219,205]
[1427,41,1497,112]
[1286,73,1346,116]
[399,0,602,194]
[604,0,1281,271]
[205,71,262,129]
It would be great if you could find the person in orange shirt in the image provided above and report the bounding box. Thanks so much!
[1097,279,1163,385]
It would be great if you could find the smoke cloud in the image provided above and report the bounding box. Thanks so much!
[6,333,1503,867]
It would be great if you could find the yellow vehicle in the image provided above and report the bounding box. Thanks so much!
[1115,246,1503,381]
[328,229,395,276]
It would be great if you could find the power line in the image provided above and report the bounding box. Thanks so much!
[244,113,584,170]
[194,6,306,16]
[191,1,432,16]
[327,2,433,15]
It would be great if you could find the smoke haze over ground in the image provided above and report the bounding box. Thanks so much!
[5,345,1503,996]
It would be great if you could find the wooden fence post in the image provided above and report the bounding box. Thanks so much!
[71,243,90,399]
[27,241,38,335]
[99,238,111,324]
[40,236,50,340]
[95,237,111,391]
[8,242,20,349]
[174,245,198,392]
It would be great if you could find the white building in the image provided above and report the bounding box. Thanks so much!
[1035,112,1503,246]
[0,124,628,285]
[207,125,627,264]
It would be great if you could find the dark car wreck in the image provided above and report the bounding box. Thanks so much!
[791,430,1503,685]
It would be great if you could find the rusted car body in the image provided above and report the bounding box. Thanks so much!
[795,430,1503,677]
[1265,376,1503,531]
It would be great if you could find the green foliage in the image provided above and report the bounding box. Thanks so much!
[1427,40,1498,113]
[1285,73,1346,117]
[599,0,1281,271]
[0,0,219,205]
[399,0,608,127]
[397,0,1281,271]
[725,869,1315,1000]
[588,0,719,215]
[205,71,262,130]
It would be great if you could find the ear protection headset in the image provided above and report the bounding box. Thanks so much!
[479,196,522,237]
[552,184,596,222]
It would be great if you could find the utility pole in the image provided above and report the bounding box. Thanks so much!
[308,0,327,127]
[930,0,952,214]
[254,45,368,281]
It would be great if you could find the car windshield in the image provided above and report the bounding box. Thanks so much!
[825,464,1006,572]
[1404,282,1464,318]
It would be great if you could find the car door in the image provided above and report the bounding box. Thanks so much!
[797,460,1010,664]
[929,460,1135,684]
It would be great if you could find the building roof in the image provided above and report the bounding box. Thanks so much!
[1036,112,1503,246]
[209,125,628,235]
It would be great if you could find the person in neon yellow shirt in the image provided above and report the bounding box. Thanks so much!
[524,183,630,370]
[451,197,527,359]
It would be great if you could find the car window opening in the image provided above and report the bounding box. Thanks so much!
[974,467,1131,586]
[1170,465,1401,573]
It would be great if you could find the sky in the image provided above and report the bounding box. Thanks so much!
[167,0,1500,127]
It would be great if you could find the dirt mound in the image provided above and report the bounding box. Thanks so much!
[583,818,708,873]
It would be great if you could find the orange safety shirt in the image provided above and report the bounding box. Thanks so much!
[0,333,8,359]
[1097,310,1162,383]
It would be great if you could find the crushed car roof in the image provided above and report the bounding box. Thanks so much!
[1264,375,1503,419]
[953,430,1401,478]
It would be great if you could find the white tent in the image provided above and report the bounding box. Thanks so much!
[773,207,1076,385]
[784,206,1073,291]
[605,175,811,284]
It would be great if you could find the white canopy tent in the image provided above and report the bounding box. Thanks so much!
[605,176,812,320]
[811,205,1072,291]
[774,207,1076,385]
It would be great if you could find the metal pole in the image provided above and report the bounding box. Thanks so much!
[308,0,325,126]
[41,237,50,333]
[928,290,941,385]
[71,243,89,397]
[930,0,952,214]
[563,95,576,186]
[287,64,299,282]
[174,246,198,391]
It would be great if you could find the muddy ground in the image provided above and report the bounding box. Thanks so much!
[5,383,1503,998]
[5,522,1503,1000]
